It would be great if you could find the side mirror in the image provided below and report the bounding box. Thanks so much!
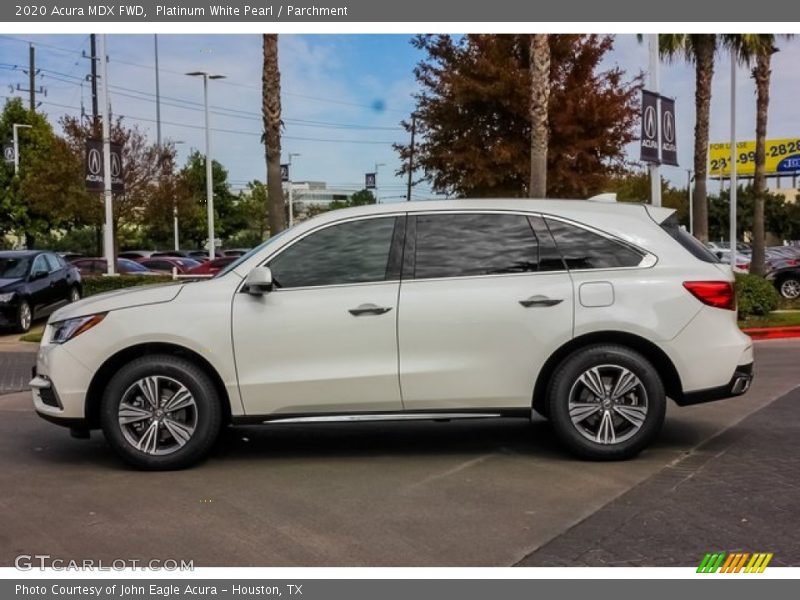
[30,269,48,281]
[244,266,273,295]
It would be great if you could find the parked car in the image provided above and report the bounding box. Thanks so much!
[137,256,201,274]
[72,258,159,277]
[0,250,82,333]
[187,250,210,260]
[711,249,750,272]
[767,265,800,299]
[707,241,751,256]
[58,252,85,263]
[31,199,753,470]
[118,250,155,260]
[221,248,250,257]
[186,256,237,276]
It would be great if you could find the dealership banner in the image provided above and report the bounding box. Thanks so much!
[85,139,124,193]
[659,97,678,166]
[640,90,660,164]
[3,0,799,22]
[709,138,800,177]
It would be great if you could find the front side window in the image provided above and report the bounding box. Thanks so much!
[31,255,49,275]
[545,218,645,270]
[412,213,540,279]
[269,217,397,289]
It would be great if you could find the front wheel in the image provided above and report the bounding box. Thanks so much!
[100,355,222,470]
[68,286,81,303]
[547,345,666,461]
[17,299,32,333]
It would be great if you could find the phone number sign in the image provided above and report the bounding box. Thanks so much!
[709,138,800,177]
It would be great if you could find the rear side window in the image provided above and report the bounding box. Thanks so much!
[44,254,61,271]
[659,214,720,263]
[545,218,645,269]
[412,213,540,279]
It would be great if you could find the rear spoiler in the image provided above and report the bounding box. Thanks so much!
[644,204,676,225]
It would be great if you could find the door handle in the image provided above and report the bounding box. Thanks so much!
[348,303,393,316]
[519,295,563,308]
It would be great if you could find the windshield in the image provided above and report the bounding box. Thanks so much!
[215,230,291,278]
[0,257,32,278]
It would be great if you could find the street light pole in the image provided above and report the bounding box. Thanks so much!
[729,52,738,270]
[374,162,385,203]
[287,152,300,227]
[687,169,694,235]
[11,123,32,174]
[648,33,662,207]
[187,71,226,260]
[98,34,116,276]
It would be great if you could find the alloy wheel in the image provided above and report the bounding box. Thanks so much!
[567,364,648,445]
[780,278,800,299]
[19,302,31,331]
[118,375,198,456]
[69,288,81,303]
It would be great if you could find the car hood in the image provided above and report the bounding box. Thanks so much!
[49,282,185,322]
[0,277,23,292]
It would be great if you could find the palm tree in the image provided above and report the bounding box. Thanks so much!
[528,34,550,198]
[725,35,787,276]
[657,34,718,243]
[262,34,286,234]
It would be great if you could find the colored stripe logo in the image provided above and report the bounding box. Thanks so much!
[697,552,773,573]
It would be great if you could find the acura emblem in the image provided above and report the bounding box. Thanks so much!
[644,105,657,139]
[662,110,675,144]
[87,148,102,175]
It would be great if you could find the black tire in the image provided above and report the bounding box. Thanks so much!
[100,354,222,470]
[17,299,32,333]
[547,344,666,461]
[68,285,81,303]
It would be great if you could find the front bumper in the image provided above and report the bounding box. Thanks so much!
[31,341,93,427]
[675,362,754,406]
[0,301,19,327]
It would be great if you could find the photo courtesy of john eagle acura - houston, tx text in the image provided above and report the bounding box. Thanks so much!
[30,199,754,470]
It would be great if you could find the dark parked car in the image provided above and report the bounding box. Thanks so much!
[71,257,158,277]
[118,250,155,260]
[58,252,85,263]
[222,248,250,257]
[0,250,82,332]
[767,265,800,300]
[137,256,201,274]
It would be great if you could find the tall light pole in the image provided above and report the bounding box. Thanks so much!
[687,169,694,235]
[729,52,738,270]
[648,33,662,207]
[287,152,301,227]
[11,123,32,174]
[374,162,385,203]
[186,71,226,259]
[98,34,116,276]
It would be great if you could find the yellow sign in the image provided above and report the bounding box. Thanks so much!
[708,138,800,177]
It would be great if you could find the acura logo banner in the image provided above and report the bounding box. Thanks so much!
[85,139,125,193]
[640,90,660,163]
[640,90,678,166]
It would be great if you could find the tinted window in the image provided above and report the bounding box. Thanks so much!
[146,260,173,271]
[413,213,539,279]
[31,255,49,274]
[44,254,61,271]
[0,257,31,278]
[270,217,396,288]
[660,214,720,263]
[119,258,148,272]
[545,218,644,269]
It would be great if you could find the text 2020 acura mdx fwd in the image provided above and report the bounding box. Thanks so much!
[31,199,753,469]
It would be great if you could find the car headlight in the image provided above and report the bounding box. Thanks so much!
[50,313,106,344]
[0,292,15,303]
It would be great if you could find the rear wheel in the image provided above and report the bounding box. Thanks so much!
[68,286,81,303]
[100,355,222,470]
[779,276,800,299]
[547,344,666,460]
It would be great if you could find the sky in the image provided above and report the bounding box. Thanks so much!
[1,33,798,201]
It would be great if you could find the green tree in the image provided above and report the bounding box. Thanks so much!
[655,34,718,244]
[396,35,640,198]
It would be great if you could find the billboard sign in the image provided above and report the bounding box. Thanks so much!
[709,138,800,177]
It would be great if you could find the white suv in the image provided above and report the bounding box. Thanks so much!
[31,200,753,469]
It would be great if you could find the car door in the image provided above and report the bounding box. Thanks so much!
[232,214,405,416]
[398,212,574,411]
[27,254,52,315]
[44,253,68,308]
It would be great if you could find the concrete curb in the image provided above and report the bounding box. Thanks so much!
[741,325,800,340]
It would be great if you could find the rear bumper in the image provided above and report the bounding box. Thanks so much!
[674,363,754,406]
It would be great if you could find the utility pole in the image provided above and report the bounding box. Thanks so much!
[98,34,116,276]
[648,34,662,207]
[154,34,162,146]
[287,152,300,227]
[406,114,416,201]
[687,169,694,235]
[374,162,385,204]
[89,34,99,125]
[28,45,35,111]
[729,52,738,270]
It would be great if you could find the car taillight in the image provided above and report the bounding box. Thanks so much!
[683,281,736,311]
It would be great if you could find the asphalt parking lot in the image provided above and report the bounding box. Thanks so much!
[0,338,798,567]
